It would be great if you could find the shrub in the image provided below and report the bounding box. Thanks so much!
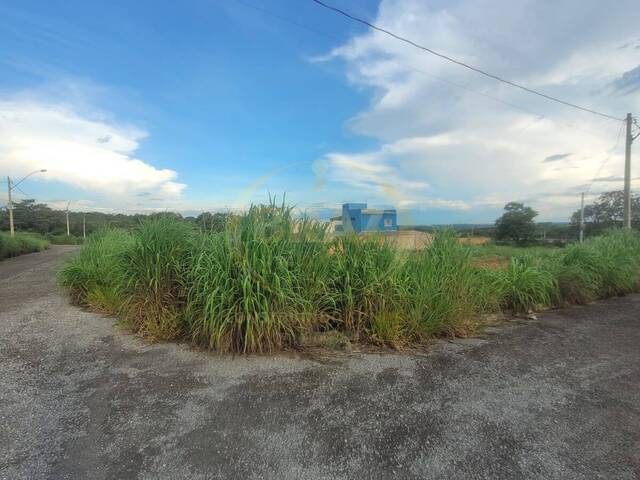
[492,255,556,313]
[0,231,49,260]
[328,234,402,341]
[184,203,330,353]
[46,234,83,245]
[402,231,493,338]
[57,229,133,312]
[121,215,195,340]
[58,204,640,354]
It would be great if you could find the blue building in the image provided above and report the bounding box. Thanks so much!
[334,203,398,234]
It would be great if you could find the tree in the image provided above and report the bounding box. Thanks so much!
[196,212,233,233]
[495,202,538,244]
[570,191,640,237]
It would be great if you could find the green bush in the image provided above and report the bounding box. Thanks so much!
[57,229,133,312]
[492,255,557,313]
[402,231,496,338]
[328,234,402,341]
[120,215,195,339]
[0,231,49,260]
[184,203,330,352]
[46,234,84,245]
[58,204,640,353]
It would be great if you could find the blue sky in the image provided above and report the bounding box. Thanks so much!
[1,0,639,224]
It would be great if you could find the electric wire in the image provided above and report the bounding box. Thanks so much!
[310,0,623,122]
[584,121,626,195]
[231,0,621,139]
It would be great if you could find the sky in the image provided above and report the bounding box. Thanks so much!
[1,0,639,224]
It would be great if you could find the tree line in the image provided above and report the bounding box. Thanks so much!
[495,190,640,245]
[0,199,233,237]
[2,190,637,243]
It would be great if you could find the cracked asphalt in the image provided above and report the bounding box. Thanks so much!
[1,246,639,479]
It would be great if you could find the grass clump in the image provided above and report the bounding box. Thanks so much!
[328,234,402,342]
[0,231,49,260]
[46,234,84,245]
[121,215,195,340]
[184,203,330,353]
[403,231,496,337]
[58,229,133,312]
[59,203,640,354]
[491,256,557,313]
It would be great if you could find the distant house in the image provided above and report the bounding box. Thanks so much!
[332,203,398,234]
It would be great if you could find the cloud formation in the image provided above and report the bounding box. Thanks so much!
[318,0,640,220]
[543,153,572,163]
[0,98,185,207]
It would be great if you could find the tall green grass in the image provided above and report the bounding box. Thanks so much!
[58,205,640,353]
[0,231,49,260]
[402,231,498,338]
[184,203,331,352]
[57,229,133,312]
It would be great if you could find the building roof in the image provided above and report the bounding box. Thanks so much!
[361,208,396,215]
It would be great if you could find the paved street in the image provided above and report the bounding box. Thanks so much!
[1,247,639,479]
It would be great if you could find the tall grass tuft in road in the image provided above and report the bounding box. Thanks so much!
[58,229,133,313]
[328,234,403,343]
[58,202,640,354]
[491,255,557,313]
[402,230,497,338]
[120,215,195,340]
[0,231,49,260]
[184,203,331,352]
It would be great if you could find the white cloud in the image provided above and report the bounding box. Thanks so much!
[317,0,640,220]
[0,98,186,206]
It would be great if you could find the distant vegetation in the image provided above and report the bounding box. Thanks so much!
[0,199,234,237]
[403,191,640,245]
[0,231,49,260]
[58,201,640,354]
[4,190,637,243]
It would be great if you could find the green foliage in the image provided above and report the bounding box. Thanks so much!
[0,231,49,260]
[328,234,401,340]
[570,191,640,236]
[46,234,84,245]
[495,202,539,245]
[57,229,133,312]
[491,256,557,313]
[59,201,640,354]
[121,215,195,339]
[402,231,495,337]
[185,203,330,352]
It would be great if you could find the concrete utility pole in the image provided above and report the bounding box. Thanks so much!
[7,176,14,237]
[624,113,634,229]
[5,169,46,237]
[579,192,585,243]
[66,202,70,237]
[83,212,86,240]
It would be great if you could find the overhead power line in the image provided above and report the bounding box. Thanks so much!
[310,0,623,122]
[585,121,626,195]
[231,0,617,139]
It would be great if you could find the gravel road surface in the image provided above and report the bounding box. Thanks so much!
[1,246,639,479]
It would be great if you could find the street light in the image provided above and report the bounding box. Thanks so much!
[6,169,47,237]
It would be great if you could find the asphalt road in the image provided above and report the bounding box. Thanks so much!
[1,246,639,480]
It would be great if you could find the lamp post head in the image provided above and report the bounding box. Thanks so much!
[40,169,47,173]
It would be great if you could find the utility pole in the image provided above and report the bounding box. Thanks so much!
[7,176,14,237]
[83,212,86,240]
[624,113,633,229]
[4,170,46,237]
[66,202,70,237]
[579,192,585,243]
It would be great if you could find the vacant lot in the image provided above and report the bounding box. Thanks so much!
[1,246,639,479]
[57,205,640,353]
